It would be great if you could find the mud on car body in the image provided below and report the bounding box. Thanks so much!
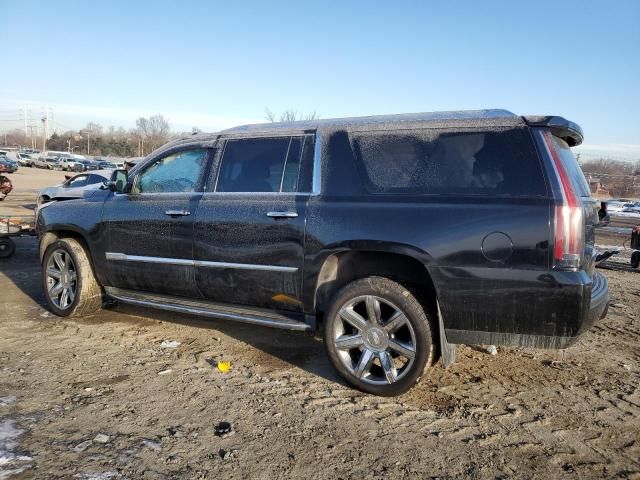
[36,109,609,396]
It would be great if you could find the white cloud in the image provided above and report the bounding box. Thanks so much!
[574,143,640,161]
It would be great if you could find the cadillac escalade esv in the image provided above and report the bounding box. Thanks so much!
[37,109,609,396]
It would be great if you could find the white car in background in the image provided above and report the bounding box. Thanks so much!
[16,152,35,167]
[622,203,640,214]
[37,169,120,205]
[606,201,627,213]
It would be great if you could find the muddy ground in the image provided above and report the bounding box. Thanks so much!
[1,174,639,479]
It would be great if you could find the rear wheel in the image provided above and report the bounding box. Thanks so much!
[42,238,103,317]
[324,276,435,396]
[0,238,16,258]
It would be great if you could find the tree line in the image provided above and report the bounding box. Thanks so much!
[2,108,319,158]
[2,114,175,158]
[581,158,640,198]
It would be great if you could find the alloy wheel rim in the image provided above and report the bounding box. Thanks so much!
[333,295,417,385]
[46,249,77,310]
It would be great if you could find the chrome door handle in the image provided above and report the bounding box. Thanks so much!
[165,209,191,216]
[266,211,298,218]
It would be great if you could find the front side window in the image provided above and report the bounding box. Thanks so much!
[134,149,207,194]
[215,137,304,193]
[66,175,88,188]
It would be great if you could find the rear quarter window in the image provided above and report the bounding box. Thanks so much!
[552,136,591,198]
[351,128,547,196]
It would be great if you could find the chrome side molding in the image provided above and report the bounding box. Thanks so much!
[105,252,298,273]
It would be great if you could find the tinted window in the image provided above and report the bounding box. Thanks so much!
[351,128,546,196]
[134,149,207,193]
[67,175,88,187]
[87,174,105,185]
[216,137,304,193]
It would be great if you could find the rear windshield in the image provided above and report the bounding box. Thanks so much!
[351,127,546,196]
[552,136,591,197]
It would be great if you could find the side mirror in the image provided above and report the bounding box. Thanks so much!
[102,180,118,192]
[105,169,128,193]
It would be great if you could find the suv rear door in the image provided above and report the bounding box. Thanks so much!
[193,134,315,311]
[101,147,211,297]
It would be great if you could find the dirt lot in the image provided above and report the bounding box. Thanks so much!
[1,175,639,479]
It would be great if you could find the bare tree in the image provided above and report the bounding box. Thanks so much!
[264,108,319,123]
[264,108,276,123]
[136,114,171,153]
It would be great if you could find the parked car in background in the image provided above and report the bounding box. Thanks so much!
[98,160,117,169]
[0,157,18,173]
[622,203,640,214]
[37,110,609,396]
[37,169,122,205]
[56,154,88,172]
[33,150,67,169]
[75,159,99,171]
[16,152,35,167]
[606,200,627,213]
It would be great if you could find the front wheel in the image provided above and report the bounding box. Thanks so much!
[324,277,435,396]
[42,238,103,317]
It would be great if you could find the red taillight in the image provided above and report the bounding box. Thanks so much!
[542,130,583,269]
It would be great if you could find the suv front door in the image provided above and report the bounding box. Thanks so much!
[193,134,315,312]
[101,147,211,297]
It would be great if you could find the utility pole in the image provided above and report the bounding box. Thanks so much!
[87,130,90,154]
[67,139,71,153]
[41,116,47,151]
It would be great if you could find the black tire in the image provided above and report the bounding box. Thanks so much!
[0,238,16,258]
[42,238,103,317]
[324,276,436,396]
[631,251,640,269]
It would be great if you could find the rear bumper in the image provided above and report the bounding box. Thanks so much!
[584,271,609,331]
[444,271,609,349]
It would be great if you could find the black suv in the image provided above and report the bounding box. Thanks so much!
[37,110,609,395]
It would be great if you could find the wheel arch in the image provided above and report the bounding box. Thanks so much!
[311,243,438,318]
[39,227,92,264]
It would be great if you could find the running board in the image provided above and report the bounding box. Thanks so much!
[104,287,312,331]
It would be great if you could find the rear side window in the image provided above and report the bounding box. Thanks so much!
[351,128,546,196]
[215,136,305,193]
[87,174,106,185]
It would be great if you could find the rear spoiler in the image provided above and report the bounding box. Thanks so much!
[524,116,584,147]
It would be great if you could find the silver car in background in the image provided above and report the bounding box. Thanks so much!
[37,169,121,205]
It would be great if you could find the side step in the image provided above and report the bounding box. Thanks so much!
[104,287,312,331]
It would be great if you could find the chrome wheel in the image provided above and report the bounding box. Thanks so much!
[332,295,417,385]
[45,248,77,310]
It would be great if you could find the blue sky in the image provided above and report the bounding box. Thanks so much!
[1,0,639,158]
